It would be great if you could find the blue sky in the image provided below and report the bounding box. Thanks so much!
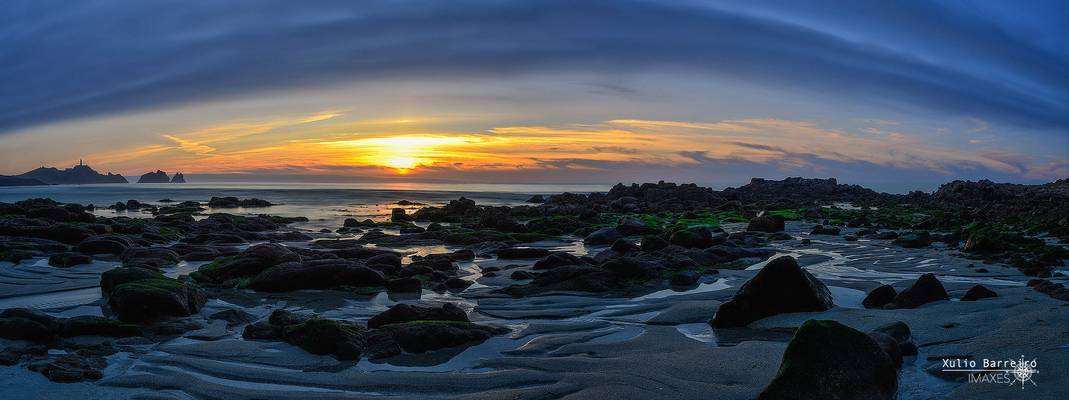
[0,0,1065,190]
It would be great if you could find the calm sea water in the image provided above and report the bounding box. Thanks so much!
[0,182,610,230]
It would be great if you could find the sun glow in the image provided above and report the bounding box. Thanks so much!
[319,135,473,173]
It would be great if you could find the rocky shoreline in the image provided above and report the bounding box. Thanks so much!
[0,177,1066,399]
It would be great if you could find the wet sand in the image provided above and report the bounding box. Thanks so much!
[1,221,1066,399]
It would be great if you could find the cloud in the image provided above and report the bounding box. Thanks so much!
[0,0,1065,135]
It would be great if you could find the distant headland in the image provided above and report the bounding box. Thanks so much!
[0,161,186,186]
[137,170,186,184]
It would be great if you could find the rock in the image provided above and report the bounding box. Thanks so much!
[533,252,583,270]
[48,252,91,267]
[758,320,897,400]
[247,261,323,290]
[584,227,622,245]
[170,172,186,183]
[873,231,899,240]
[208,309,257,327]
[366,321,509,358]
[669,226,714,248]
[269,309,311,326]
[283,318,366,360]
[28,355,105,382]
[190,243,300,284]
[600,257,656,279]
[442,278,473,290]
[616,218,661,236]
[640,235,669,251]
[367,303,468,329]
[867,331,903,368]
[496,247,551,259]
[670,271,701,286]
[398,224,424,234]
[862,285,897,309]
[58,316,141,337]
[886,273,948,309]
[386,277,422,293]
[335,265,387,288]
[610,239,640,253]
[893,231,932,248]
[391,208,411,222]
[77,235,132,255]
[768,232,792,241]
[843,234,858,241]
[106,277,207,322]
[525,195,545,203]
[207,196,273,208]
[510,270,534,280]
[711,256,833,327]
[872,321,917,356]
[747,215,785,232]
[809,225,840,235]
[100,267,165,295]
[365,253,403,269]
[121,247,181,269]
[960,285,998,301]
[242,321,280,340]
[0,316,53,341]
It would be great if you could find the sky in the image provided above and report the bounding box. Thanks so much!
[0,0,1066,191]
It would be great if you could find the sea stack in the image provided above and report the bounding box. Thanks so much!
[170,172,186,183]
[137,170,170,183]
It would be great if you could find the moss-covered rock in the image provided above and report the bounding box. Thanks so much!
[107,278,207,322]
[282,318,366,360]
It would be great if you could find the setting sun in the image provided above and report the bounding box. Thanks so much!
[319,135,474,173]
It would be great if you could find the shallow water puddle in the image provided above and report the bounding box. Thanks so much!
[630,278,732,301]
[828,286,865,308]
[675,323,717,345]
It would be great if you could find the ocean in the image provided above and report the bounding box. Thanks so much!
[0,182,610,230]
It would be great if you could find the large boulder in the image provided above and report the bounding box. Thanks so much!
[48,252,91,268]
[758,320,897,400]
[367,303,468,329]
[77,235,133,255]
[366,321,509,358]
[0,313,54,341]
[809,225,841,235]
[893,231,932,248]
[669,226,715,248]
[248,260,343,292]
[960,285,998,301]
[190,243,300,285]
[616,218,661,236]
[886,273,948,309]
[711,256,833,327]
[747,215,785,233]
[533,252,583,270]
[106,277,207,322]
[584,228,622,245]
[640,235,670,252]
[872,321,918,356]
[120,247,180,269]
[861,285,897,309]
[600,257,657,279]
[282,318,366,360]
[100,267,165,294]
